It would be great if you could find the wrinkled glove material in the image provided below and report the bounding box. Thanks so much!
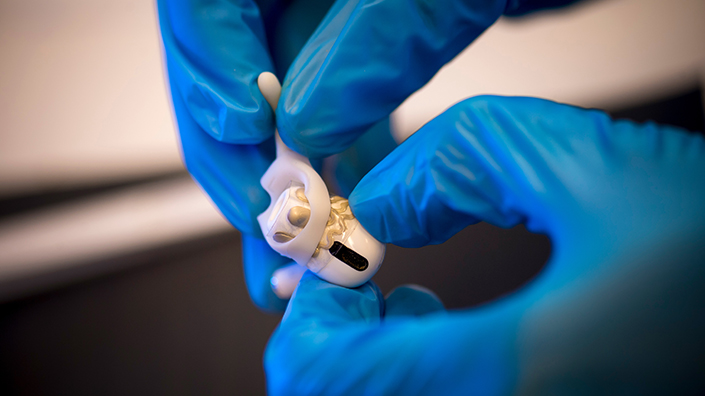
[267,96,705,394]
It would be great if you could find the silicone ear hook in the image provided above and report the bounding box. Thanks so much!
[257,73,296,160]
[256,72,331,267]
[257,72,280,109]
[256,72,385,292]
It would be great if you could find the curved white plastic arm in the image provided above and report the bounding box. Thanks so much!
[255,73,331,267]
[256,72,385,293]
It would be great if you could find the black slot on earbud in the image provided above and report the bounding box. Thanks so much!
[330,241,368,271]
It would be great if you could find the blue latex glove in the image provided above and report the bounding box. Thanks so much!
[157,0,400,311]
[276,0,580,158]
[157,0,568,310]
[266,96,705,394]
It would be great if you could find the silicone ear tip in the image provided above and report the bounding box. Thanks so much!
[257,72,281,110]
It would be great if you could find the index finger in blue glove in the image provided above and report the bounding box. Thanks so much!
[277,0,581,158]
[158,0,275,144]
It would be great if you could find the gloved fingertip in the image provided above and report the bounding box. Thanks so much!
[348,188,395,244]
[384,284,446,318]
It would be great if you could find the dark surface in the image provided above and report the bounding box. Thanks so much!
[377,225,550,308]
[0,224,548,396]
[0,86,702,395]
[0,233,279,395]
[611,88,704,133]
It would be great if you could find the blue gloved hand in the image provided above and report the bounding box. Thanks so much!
[266,96,705,394]
[276,0,581,158]
[157,0,580,311]
[157,0,401,311]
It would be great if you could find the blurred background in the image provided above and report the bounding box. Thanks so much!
[0,0,703,394]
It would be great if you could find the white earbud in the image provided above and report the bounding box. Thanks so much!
[256,72,385,295]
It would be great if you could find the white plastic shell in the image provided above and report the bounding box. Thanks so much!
[261,184,385,287]
[315,214,385,287]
